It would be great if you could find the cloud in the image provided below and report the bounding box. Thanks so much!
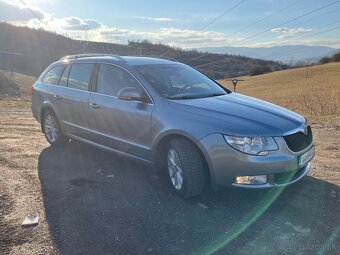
[7,1,335,48]
[0,0,45,21]
[271,27,313,39]
[59,17,104,30]
[96,26,236,47]
[138,16,173,22]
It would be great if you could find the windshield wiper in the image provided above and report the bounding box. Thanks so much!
[168,93,226,100]
[168,95,199,100]
[200,93,226,98]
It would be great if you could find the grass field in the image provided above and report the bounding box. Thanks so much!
[220,62,340,119]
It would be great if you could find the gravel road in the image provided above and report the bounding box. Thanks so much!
[0,108,339,255]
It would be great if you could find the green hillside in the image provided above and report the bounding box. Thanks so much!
[0,22,287,79]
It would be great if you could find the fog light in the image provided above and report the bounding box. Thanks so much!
[235,175,267,185]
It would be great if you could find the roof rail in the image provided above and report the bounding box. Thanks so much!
[60,54,126,62]
[138,55,178,62]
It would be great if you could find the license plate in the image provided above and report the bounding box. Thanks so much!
[299,146,315,167]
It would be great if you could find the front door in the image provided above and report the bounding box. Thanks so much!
[88,64,154,161]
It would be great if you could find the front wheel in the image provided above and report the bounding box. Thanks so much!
[42,110,66,146]
[166,139,205,198]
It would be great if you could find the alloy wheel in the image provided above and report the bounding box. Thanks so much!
[167,148,184,190]
[44,114,58,143]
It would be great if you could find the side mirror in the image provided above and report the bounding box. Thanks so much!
[117,87,147,102]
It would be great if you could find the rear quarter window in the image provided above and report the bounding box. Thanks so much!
[42,65,63,85]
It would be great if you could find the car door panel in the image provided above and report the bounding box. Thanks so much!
[54,63,94,138]
[88,93,153,160]
[87,64,154,161]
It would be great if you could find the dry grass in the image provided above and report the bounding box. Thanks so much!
[219,62,340,119]
[0,69,36,97]
[0,97,31,108]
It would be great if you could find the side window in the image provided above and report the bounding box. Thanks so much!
[68,63,94,91]
[42,66,63,85]
[59,64,71,87]
[97,64,141,97]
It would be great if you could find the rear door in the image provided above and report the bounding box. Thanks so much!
[39,65,64,116]
[53,63,95,138]
[88,63,154,161]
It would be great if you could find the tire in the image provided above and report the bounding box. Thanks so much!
[42,110,66,146]
[166,138,205,198]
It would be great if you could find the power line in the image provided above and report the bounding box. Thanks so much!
[199,0,247,32]
[288,6,340,28]
[160,0,247,56]
[239,14,340,60]
[234,0,340,46]
[183,0,315,64]
[193,0,340,68]
[267,24,340,61]
[18,0,45,25]
[229,0,302,36]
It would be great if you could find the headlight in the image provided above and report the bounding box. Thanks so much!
[223,135,278,155]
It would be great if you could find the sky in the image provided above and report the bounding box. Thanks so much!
[1,0,340,48]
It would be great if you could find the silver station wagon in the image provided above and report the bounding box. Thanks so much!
[31,54,315,198]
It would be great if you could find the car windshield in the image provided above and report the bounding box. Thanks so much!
[135,64,228,99]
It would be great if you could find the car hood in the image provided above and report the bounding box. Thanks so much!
[171,93,305,137]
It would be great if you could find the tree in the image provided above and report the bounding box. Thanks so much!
[332,53,340,62]
[250,66,271,76]
[319,57,331,64]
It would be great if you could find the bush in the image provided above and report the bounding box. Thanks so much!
[319,57,331,64]
[0,72,20,96]
[332,53,340,62]
[250,66,271,76]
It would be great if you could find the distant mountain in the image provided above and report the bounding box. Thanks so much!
[0,22,287,79]
[195,45,338,64]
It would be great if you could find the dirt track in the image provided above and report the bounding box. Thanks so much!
[0,107,339,255]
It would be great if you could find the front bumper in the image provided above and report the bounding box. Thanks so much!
[196,134,314,189]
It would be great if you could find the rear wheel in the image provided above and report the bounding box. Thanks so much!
[166,139,205,198]
[42,110,66,146]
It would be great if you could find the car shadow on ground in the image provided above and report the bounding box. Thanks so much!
[38,142,340,255]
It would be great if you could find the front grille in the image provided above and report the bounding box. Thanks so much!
[283,126,313,152]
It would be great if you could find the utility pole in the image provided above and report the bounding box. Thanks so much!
[228,78,244,92]
[305,58,312,78]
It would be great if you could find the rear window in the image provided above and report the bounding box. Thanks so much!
[68,63,94,91]
[42,65,63,85]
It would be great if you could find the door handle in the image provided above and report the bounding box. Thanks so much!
[89,102,100,109]
[54,94,62,100]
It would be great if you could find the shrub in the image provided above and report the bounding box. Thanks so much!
[250,66,271,76]
[319,57,331,64]
[332,53,340,62]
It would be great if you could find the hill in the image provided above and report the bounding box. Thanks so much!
[219,62,340,117]
[0,22,287,79]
